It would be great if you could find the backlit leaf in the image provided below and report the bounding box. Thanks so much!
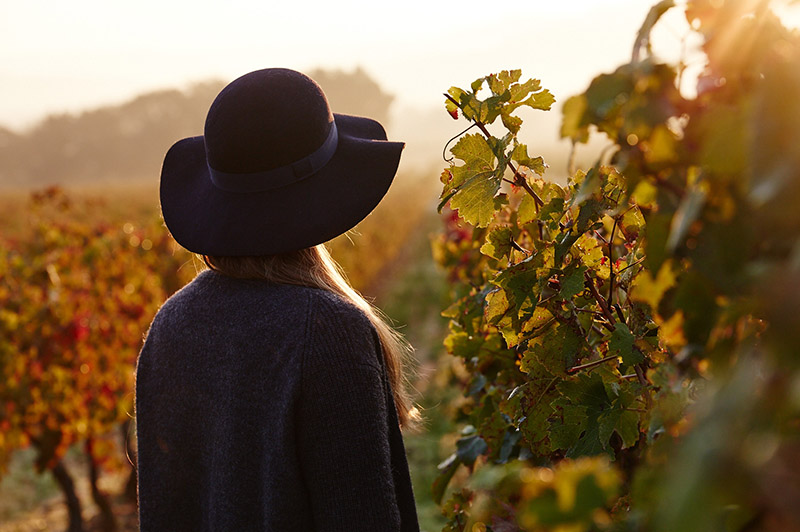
[450,175,503,227]
[630,260,676,310]
[480,226,514,261]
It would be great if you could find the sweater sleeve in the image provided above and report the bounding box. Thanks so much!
[297,293,402,531]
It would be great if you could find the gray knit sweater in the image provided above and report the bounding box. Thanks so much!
[135,269,420,531]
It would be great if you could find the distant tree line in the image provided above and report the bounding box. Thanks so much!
[0,68,393,189]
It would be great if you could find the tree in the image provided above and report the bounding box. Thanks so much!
[0,67,395,189]
[308,67,394,127]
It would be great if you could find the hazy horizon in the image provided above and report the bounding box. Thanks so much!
[4,0,798,184]
[3,0,715,132]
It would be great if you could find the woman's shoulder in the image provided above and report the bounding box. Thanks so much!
[305,287,371,326]
[154,270,371,329]
[302,289,382,372]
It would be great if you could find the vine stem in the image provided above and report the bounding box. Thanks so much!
[584,272,616,332]
[567,354,618,374]
[634,362,653,409]
[617,256,645,274]
[443,93,544,208]
[608,216,619,307]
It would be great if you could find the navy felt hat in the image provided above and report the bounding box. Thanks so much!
[159,68,404,256]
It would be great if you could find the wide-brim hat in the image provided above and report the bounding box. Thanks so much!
[160,68,404,256]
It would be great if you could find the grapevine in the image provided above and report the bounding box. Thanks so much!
[433,1,800,530]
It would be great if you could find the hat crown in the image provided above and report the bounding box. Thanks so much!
[204,69,334,174]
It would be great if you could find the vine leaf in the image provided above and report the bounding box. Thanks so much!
[608,323,643,366]
[599,408,640,449]
[561,265,588,300]
[630,260,676,310]
[522,323,583,376]
[561,94,590,143]
[511,144,546,176]
[552,373,612,457]
[450,176,503,228]
[480,226,514,261]
[523,89,556,111]
[441,133,504,226]
[433,453,460,505]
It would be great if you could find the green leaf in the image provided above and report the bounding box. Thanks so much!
[456,434,488,465]
[621,206,645,238]
[549,398,588,451]
[555,230,580,268]
[488,73,505,95]
[540,197,566,230]
[553,373,612,457]
[484,288,510,325]
[441,133,501,220]
[575,198,604,234]
[518,193,540,225]
[450,133,495,172]
[645,124,679,164]
[567,418,605,458]
[598,407,640,449]
[498,429,522,463]
[561,94,590,143]
[561,264,588,300]
[443,330,482,360]
[616,410,640,448]
[482,93,512,124]
[447,86,466,104]
[441,299,462,319]
[450,174,503,227]
[521,307,555,336]
[493,253,545,313]
[521,323,583,376]
[516,371,560,455]
[572,166,602,205]
[501,112,523,134]
[470,77,484,93]
[509,77,540,102]
[630,259,676,310]
[523,89,556,111]
[498,69,523,89]
[585,69,633,122]
[511,144,546,176]
[440,134,496,211]
[433,453,460,505]
[608,323,642,366]
[480,225,514,261]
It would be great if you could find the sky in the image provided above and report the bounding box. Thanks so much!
[1,0,708,132]
[3,0,799,176]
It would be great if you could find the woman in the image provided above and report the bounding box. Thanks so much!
[135,68,420,531]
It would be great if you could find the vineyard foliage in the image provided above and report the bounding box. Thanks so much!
[433,1,800,530]
[0,173,427,529]
[0,186,194,474]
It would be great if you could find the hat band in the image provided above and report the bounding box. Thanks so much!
[208,123,339,193]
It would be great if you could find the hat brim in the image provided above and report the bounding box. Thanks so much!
[160,113,404,256]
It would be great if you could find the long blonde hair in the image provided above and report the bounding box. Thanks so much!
[202,245,417,428]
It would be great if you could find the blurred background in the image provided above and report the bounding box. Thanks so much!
[1,0,748,185]
[2,1,800,531]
